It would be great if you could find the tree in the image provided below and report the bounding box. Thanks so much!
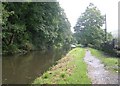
[74,3,105,48]
[2,2,72,54]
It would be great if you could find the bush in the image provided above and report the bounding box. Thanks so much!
[7,44,20,54]
[88,44,94,48]
[20,41,34,51]
[101,42,116,56]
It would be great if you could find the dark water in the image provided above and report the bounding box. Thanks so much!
[2,49,65,84]
[0,56,2,85]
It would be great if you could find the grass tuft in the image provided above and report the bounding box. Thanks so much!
[42,73,49,79]
[60,72,66,78]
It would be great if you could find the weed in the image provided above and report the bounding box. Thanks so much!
[60,72,66,78]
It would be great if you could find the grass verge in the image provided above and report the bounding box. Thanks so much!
[89,48,119,72]
[32,48,91,84]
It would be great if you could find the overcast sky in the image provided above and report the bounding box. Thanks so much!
[58,0,119,33]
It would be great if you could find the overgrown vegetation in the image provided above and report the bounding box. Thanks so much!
[33,48,91,84]
[2,2,73,55]
[89,48,119,72]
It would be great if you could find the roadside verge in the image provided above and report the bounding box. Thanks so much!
[89,48,119,72]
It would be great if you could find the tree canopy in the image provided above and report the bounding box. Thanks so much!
[2,2,73,55]
[74,3,112,48]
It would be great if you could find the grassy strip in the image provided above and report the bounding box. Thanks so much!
[89,48,119,72]
[33,48,91,84]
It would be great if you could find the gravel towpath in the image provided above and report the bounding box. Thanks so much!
[84,50,118,84]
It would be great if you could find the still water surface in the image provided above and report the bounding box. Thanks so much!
[2,49,65,84]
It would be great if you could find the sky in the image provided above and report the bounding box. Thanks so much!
[58,0,119,33]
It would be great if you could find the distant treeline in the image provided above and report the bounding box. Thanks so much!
[2,2,73,55]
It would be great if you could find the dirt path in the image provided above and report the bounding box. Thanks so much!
[84,50,118,84]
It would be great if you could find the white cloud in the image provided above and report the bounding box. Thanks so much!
[59,0,119,33]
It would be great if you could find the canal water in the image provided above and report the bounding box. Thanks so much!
[2,49,66,84]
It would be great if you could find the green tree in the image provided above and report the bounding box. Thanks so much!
[74,3,105,48]
[2,2,72,55]
[2,2,31,54]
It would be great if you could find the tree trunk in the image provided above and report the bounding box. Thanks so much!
[8,33,14,45]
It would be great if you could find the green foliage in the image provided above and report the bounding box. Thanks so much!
[74,3,107,49]
[2,2,72,54]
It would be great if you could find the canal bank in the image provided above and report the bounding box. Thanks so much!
[33,48,91,84]
[2,48,67,84]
